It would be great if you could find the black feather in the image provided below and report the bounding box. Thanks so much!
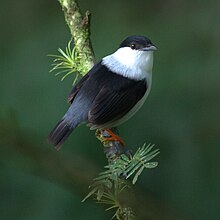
[67,62,103,104]
[48,118,73,150]
[88,74,147,126]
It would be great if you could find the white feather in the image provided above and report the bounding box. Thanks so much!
[102,47,154,81]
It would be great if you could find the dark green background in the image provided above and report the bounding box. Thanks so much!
[1,0,219,219]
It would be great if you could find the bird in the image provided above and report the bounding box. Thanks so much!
[48,35,157,150]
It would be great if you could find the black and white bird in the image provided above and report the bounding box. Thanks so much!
[48,35,157,150]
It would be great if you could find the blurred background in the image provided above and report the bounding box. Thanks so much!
[0,0,220,219]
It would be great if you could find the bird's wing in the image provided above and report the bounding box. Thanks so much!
[88,76,147,126]
[67,74,90,104]
[67,62,102,104]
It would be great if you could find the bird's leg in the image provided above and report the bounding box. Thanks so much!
[103,128,125,146]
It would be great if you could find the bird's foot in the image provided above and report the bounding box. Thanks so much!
[103,128,125,146]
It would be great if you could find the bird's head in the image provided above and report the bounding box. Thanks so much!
[117,35,156,70]
[103,35,157,80]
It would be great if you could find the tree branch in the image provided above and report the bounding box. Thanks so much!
[58,0,95,74]
[56,1,159,219]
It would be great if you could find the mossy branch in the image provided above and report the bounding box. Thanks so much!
[58,0,95,73]
[50,1,160,219]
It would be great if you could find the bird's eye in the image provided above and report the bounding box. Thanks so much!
[130,44,136,50]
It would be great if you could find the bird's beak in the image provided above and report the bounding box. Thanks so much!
[141,45,157,51]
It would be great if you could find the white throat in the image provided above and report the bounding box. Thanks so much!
[102,47,154,81]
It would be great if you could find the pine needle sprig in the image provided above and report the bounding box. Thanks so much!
[82,144,159,219]
[48,39,89,85]
[125,144,159,184]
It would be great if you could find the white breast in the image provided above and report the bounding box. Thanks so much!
[102,46,154,81]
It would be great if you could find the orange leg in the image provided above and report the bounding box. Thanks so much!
[103,128,125,146]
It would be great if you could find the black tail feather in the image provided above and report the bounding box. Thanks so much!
[48,118,74,150]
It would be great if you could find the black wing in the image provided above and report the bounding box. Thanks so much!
[67,73,90,104]
[67,61,147,127]
[88,72,147,126]
[67,62,103,104]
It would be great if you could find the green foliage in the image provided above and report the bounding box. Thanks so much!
[49,39,88,84]
[82,144,159,219]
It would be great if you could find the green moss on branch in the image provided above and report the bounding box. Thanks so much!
[59,0,95,74]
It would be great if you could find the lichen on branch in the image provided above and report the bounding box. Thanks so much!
[59,0,95,74]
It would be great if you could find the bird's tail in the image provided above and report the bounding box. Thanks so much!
[48,117,76,150]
